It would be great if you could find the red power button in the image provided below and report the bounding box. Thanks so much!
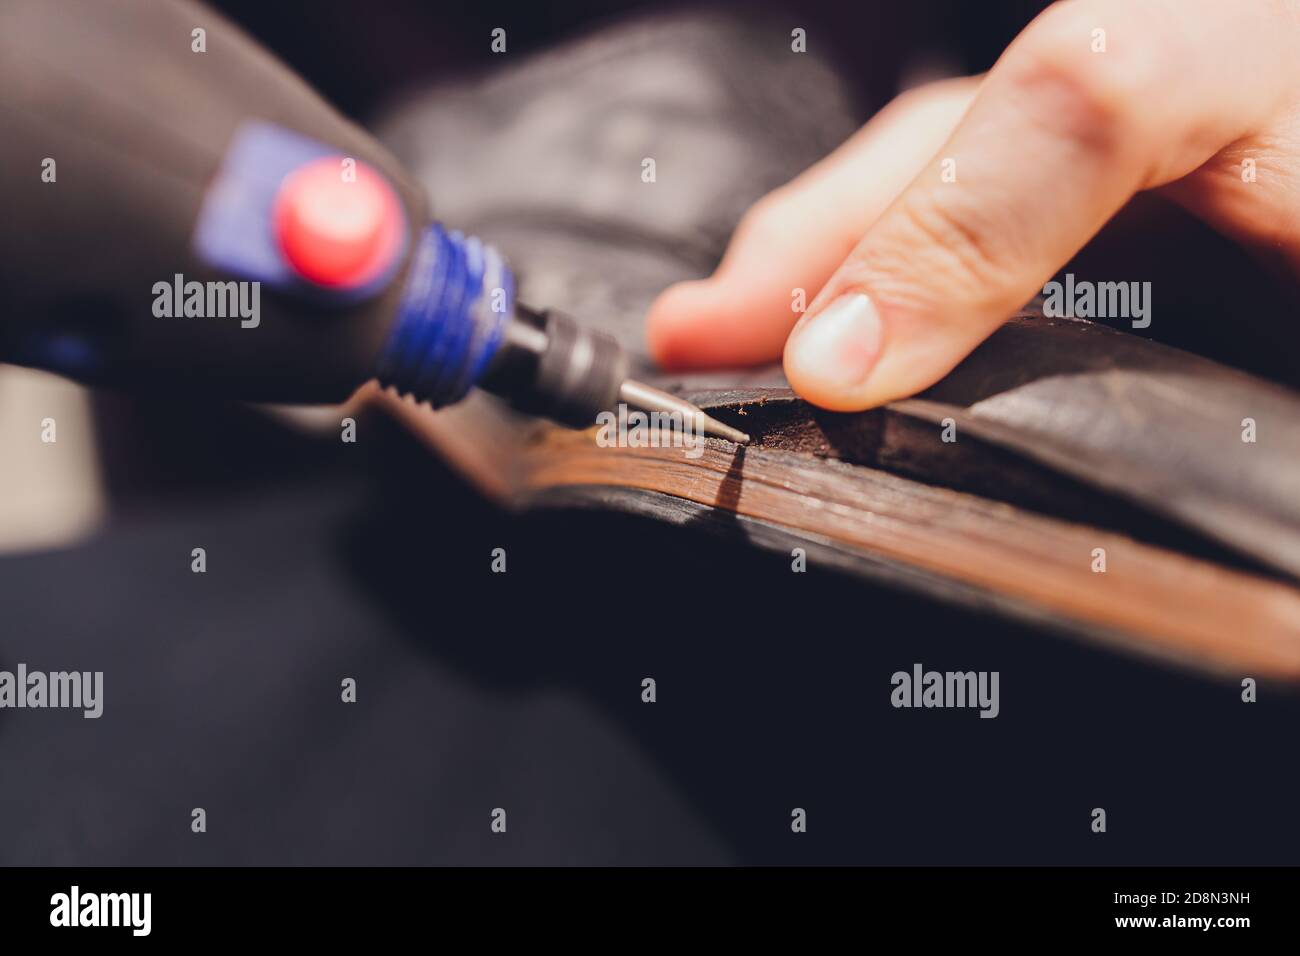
[272,156,404,289]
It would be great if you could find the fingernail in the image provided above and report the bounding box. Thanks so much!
[786,293,883,389]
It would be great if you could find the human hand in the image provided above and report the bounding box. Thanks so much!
[647,0,1300,410]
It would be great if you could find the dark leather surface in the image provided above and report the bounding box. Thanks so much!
[378,12,1300,580]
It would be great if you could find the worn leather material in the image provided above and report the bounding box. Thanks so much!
[377,11,1300,580]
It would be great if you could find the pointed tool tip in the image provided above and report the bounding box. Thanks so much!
[616,378,750,445]
[703,416,750,446]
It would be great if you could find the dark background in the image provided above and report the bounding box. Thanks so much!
[0,0,1296,866]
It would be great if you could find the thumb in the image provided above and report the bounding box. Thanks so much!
[782,43,1129,410]
[779,141,1050,412]
[782,0,1274,411]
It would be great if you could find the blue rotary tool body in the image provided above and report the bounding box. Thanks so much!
[0,0,748,442]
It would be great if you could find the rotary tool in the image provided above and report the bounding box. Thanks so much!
[0,0,749,446]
